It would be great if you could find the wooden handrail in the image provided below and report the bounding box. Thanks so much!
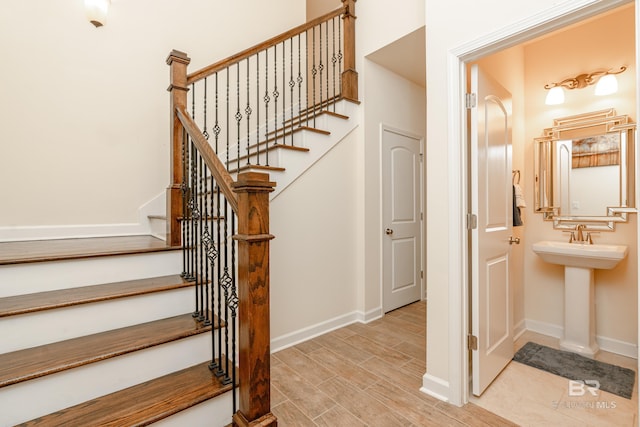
[175,105,239,213]
[186,7,345,85]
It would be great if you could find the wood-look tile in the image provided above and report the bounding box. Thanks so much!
[370,312,425,335]
[312,404,368,427]
[311,333,374,365]
[392,339,426,362]
[434,401,520,427]
[272,347,335,386]
[399,357,427,379]
[360,356,434,401]
[271,382,287,407]
[345,322,406,347]
[345,335,412,366]
[270,363,336,419]
[271,400,316,427]
[317,377,411,427]
[306,347,380,390]
[293,339,323,355]
[365,380,467,426]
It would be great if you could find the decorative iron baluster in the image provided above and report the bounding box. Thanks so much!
[264,49,270,166]
[319,22,324,112]
[338,16,343,98]
[332,18,337,112]
[235,63,242,173]
[325,20,330,107]
[312,26,317,127]
[181,127,189,279]
[245,59,251,166]
[289,38,294,145]
[228,212,238,413]
[197,154,205,322]
[282,40,286,146]
[273,43,279,146]
[297,33,303,128]
[256,53,261,165]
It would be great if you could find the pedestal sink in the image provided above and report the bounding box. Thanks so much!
[532,240,628,358]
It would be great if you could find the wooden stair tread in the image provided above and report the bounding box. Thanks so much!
[0,313,215,388]
[17,361,232,427]
[0,235,180,266]
[0,275,193,318]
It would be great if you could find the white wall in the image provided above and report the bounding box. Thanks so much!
[424,0,634,405]
[0,0,304,238]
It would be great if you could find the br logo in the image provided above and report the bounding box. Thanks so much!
[568,380,601,396]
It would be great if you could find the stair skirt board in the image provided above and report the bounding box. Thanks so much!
[0,251,181,297]
[2,333,212,426]
[0,288,194,354]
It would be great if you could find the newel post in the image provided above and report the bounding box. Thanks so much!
[341,0,358,102]
[166,49,191,247]
[232,172,277,427]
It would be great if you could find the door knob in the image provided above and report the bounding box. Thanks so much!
[508,236,520,245]
[385,228,394,235]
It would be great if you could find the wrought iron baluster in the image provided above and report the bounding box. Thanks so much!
[236,63,242,173]
[282,40,286,146]
[325,20,330,107]
[273,43,279,146]
[264,49,270,166]
[338,17,343,99]
[297,33,303,128]
[229,212,238,413]
[319,22,324,112]
[181,127,189,279]
[289,38,294,146]
[256,54,261,165]
[312,26,317,127]
[245,59,252,166]
[197,154,205,322]
[332,17,337,112]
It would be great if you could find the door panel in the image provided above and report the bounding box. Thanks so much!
[470,65,514,396]
[383,127,422,313]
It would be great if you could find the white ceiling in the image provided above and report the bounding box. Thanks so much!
[366,26,426,88]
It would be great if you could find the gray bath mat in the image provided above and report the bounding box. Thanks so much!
[513,341,635,399]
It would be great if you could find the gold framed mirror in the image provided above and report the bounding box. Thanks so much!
[534,109,636,230]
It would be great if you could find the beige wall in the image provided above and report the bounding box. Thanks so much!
[0,0,304,235]
[523,5,637,348]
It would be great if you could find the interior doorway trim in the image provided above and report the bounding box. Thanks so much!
[445,0,636,406]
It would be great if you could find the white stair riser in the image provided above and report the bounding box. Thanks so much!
[0,287,195,353]
[1,333,213,426]
[153,390,235,427]
[0,251,181,297]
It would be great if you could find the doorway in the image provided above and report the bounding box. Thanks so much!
[454,0,638,411]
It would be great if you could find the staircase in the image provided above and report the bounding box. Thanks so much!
[0,236,235,426]
[1,2,359,425]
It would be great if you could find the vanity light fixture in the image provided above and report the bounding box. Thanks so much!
[85,0,110,28]
[544,66,627,105]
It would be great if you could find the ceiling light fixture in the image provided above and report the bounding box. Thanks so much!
[85,0,110,28]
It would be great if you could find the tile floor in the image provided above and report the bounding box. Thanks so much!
[270,301,516,426]
[471,330,638,427]
[271,301,638,426]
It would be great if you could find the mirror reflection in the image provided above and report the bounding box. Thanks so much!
[534,109,636,229]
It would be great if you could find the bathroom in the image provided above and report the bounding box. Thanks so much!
[470,2,638,423]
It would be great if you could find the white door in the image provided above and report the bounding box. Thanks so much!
[470,65,514,396]
[382,126,423,313]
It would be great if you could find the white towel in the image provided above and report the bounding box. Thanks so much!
[514,183,527,208]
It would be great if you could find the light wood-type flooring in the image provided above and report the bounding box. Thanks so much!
[270,301,517,426]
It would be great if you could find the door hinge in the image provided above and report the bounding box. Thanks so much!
[467,213,477,230]
[468,334,478,351]
[466,93,477,109]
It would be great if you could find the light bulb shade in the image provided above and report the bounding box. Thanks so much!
[595,74,618,96]
[85,0,110,27]
[545,86,565,105]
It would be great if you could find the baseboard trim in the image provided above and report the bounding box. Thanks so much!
[513,319,526,341]
[270,306,384,353]
[525,319,637,359]
[421,373,450,402]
